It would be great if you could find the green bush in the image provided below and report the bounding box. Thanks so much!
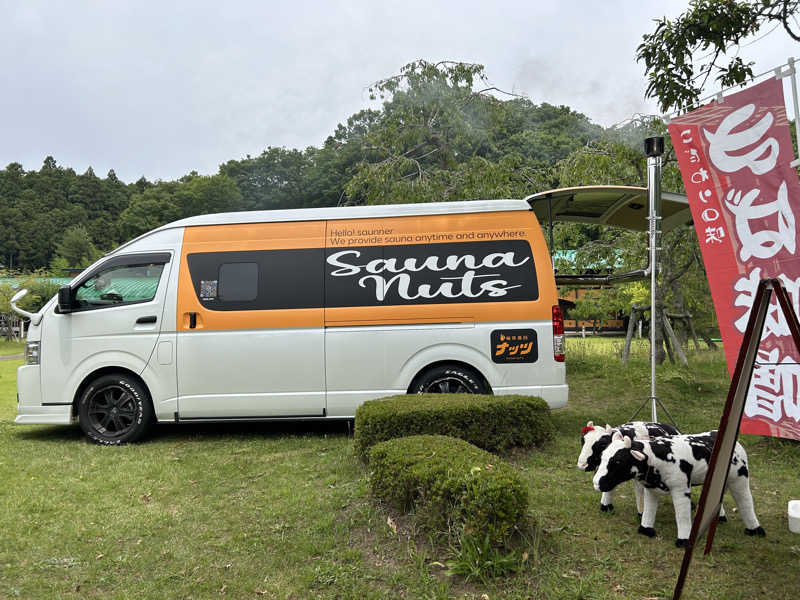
[354,393,553,461]
[368,435,528,544]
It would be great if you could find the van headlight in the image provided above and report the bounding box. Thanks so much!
[25,341,40,365]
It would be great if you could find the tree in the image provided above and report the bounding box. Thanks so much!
[219,147,311,210]
[554,120,717,363]
[119,174,243,242]
[336,60,592,205]
[52,225,101,269]
[638,0,800,112]
[570,290,613,335]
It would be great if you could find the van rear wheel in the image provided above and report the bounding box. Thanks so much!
[78,374,153,445]
[412,365,488,395]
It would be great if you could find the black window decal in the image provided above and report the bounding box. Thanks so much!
[326,240,538,308]
[187,249,324,311]
[187,240,538,311]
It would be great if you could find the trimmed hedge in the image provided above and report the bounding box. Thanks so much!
[369,435,528,543]
[354,393,554,461]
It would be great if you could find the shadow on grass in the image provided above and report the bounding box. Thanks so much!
[12,419,353,444]
[13,424,85,442]
[150,419,354,442]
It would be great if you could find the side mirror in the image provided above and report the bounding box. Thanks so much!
[9,288,43,325]
[10,288,28,304]
[58,285,74,314]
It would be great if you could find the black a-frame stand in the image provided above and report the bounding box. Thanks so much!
[673,278,800,599]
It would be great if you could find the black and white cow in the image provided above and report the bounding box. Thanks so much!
[593,430,766,547]
[577,421,680,513]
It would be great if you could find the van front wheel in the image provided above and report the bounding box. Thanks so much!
[412,365,488,395]
[78,374,154,445]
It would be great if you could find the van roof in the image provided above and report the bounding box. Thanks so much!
[114,200,532,253]
[157,199,531,231]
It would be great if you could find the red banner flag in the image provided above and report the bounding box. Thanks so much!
[668,77,800,441]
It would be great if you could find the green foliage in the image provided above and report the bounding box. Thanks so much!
[118,173,243,242]
[353,393,554,460]
[637,0,800,112]
[445,532,525,584]
[368,435,529,544]
[52,225,102,269]
[210,62,602,213]
[0,160,244,270]
[336,60,598,205]
[219,147,312,210]
[21,277,61,313]
[552,119,719,347]
[0,272,60,317]
[569,290,612,332]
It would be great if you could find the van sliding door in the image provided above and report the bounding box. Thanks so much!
[175,222,326,419]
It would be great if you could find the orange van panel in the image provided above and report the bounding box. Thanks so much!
[178,221,325,331]
[177,211,556,331]
[325,211,556,325]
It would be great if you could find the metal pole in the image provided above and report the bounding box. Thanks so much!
[645,137,664,422]
[788,57,800,168]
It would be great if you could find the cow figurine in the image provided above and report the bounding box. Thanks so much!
[577,421,680,514]
[593,430,766,547]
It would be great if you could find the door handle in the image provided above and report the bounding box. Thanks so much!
[189,312,197,329]
[136,315,157,324]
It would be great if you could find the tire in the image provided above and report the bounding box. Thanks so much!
[411,364,488,395]
[78,373,154,445]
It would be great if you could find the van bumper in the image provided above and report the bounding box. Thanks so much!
[15,364,73,425]
[495,384,568,409]
[15,405,73,425]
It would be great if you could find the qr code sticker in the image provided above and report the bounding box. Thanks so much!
[200,280,218,300]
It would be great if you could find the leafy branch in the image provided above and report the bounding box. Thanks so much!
[637,0,800,113]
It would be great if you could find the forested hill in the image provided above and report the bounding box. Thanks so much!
[2,61,620,272]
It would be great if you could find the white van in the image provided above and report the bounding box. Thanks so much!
[13,200,567,444]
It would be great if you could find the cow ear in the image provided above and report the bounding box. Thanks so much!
[631,449,647,462]
[623,436,632,448]
[586,421,594,428]
[605,424,613,432]
[612,431,623,442]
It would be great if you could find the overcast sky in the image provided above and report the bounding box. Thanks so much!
[1,1,795,183]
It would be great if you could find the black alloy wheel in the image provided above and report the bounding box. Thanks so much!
[412,364,488,394]
[78,374,153,444]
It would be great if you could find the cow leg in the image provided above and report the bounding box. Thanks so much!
[637,488,660,538]
[672,489,693,547]
[727,474,765,536]
[718,503,727,523]
[633,480,644,518]
[600,491,614,512]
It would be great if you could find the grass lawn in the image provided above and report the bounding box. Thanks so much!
[0,340,24,356]
[1,338,799,599]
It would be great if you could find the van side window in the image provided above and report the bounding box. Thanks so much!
[74,259,167,310]
[219,262,258,301]
[187,249,324,311]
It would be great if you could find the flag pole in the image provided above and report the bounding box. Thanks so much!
[787,57,800,167]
